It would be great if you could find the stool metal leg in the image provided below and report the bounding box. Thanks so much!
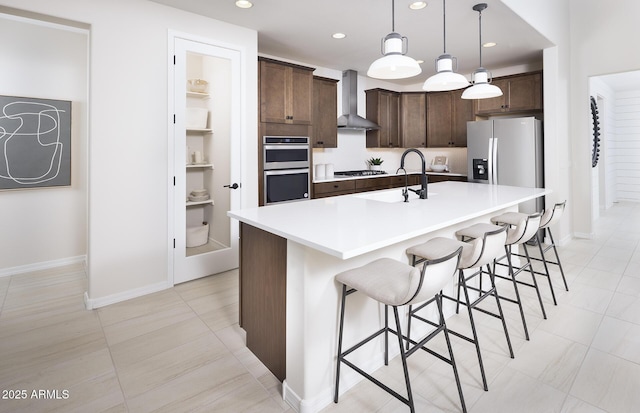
[548,229,569,291]
[437,293,467,413]
[487,263,514,358]
[522,243,547,319]
[459,269,488,391]
[393,306,415,413]
[503,247,530,341]
[334,284,348,403]
[535,232,557,305]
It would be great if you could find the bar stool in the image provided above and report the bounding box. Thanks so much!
[507,202,569,306]
[334,246,466,413]
[486,211,546,341]
[406,224,512,392]
[539,201,569,291]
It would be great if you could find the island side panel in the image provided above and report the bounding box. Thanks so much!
[240,222,287,381]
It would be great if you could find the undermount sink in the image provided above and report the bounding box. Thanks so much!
[354,187,437,203]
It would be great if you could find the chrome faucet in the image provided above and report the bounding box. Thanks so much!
[396,148,428,200]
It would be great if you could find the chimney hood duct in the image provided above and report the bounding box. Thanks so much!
[337,70,380,130]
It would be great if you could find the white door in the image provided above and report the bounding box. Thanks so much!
[171,37,241,284]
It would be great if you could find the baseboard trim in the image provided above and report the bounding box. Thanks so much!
[573,231,595,240]
[84,281,170,310]
[282,349,395,413]
[0,255,86,278]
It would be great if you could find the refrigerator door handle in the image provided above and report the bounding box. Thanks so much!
[488,138,494,184]
[492,137,498,184]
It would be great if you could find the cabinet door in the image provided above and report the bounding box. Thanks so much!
[401,92,427,148]
[366,89,400,148]
[507,72,542,112]
[474,77,509,114]
[260,60,313,125]
[451,88,474,147]
[427,92,453,147]
[260,61,288,123]
[388,92,401,148]
[290,67,313,125]
[312,77,338,148]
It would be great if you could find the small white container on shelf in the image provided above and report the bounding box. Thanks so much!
[186,223,209,247]
[186,107,208,129]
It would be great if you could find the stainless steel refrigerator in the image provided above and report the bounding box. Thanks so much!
[467,117,544,215]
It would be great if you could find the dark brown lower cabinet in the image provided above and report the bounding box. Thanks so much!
[240,223,287,382]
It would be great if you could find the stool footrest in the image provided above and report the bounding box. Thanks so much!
[340,358,410,406]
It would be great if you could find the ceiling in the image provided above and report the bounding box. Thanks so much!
[151,0,553,85]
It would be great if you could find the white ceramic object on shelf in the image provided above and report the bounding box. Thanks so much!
[430,164,447,172]
[187,79,209,93]
[186,107,208,129]
[191,188,208,197]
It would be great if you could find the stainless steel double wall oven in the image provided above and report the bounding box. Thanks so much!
[263,136,310,204]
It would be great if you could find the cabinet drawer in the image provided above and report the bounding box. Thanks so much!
[389,174,421,187]
[314,180,356,196]
[355,177,391,192]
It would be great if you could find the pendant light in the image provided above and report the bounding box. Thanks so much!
[367,0,422,80]
[423,0,470,91]
[461,3,503,99]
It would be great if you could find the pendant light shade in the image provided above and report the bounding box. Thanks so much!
[423,0,469,91]
[462,3,502,100]
[368,0,422,80]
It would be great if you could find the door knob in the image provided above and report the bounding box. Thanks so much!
[224,183,239,189]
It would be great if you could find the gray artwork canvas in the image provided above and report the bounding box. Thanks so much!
[0,95,72,190]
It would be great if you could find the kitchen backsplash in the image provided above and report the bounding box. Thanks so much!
[312,131,468,175]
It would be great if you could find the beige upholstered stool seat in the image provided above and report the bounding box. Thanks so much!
[335,258,423,306]
[407,238,474,269]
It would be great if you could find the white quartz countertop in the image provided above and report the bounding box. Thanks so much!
[228,182,550,260]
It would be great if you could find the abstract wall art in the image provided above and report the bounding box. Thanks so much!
[0,95,71,190]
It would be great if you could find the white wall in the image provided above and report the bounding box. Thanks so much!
[568,0,640,237]
[0,0,258,305]
[0,12,88,274]
[588,78,615,213]
[614,89,640,201]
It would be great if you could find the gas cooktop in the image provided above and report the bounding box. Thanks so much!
[333,170,388,177]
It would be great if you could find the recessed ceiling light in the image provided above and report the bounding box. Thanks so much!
[235,0,253,9]
[483,42,497,48]
[332,33,346,39]
[409,1,428,10]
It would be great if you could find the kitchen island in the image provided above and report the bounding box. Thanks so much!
[228,181,549,413]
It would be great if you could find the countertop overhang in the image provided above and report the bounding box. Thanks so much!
[228,181,549,260]
[313,169,466,184]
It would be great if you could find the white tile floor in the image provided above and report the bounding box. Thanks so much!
[0,201,639,412]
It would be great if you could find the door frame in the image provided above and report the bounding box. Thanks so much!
[167,30,246,286]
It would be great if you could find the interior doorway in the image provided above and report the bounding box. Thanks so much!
[169,35,242,285]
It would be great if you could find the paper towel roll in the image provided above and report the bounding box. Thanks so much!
[325,163,334,177]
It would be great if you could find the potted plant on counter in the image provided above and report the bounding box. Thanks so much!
[368,157,384,171]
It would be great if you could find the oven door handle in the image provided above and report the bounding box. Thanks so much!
[263,144,310,151]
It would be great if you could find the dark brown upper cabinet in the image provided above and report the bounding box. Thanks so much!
[259,58,314,125]
[426,89,473,147]
[474,71,542,115]
[312,76,338,148]
[400,92,427,148]
[365,88,401,148]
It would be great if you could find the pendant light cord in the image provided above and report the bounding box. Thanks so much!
[442,0,447,53]
[391,0,395,32]
[478,7,483,67]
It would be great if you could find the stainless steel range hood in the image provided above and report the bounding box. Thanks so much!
[337,70,380,130]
